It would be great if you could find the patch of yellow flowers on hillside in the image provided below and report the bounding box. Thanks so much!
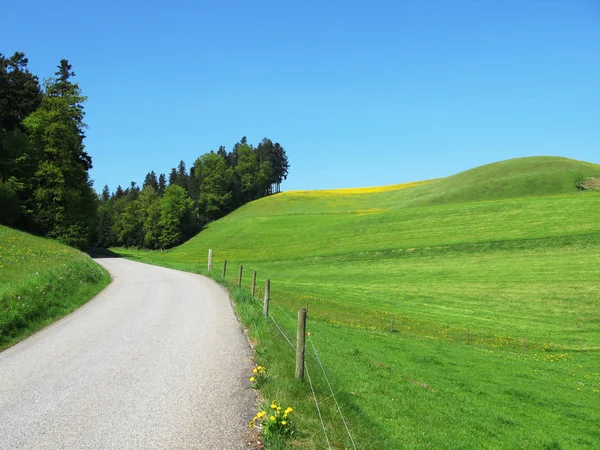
[283,179,433,196]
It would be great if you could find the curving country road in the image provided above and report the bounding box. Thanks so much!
[0,257,256,449]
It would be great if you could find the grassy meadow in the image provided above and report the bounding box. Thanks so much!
[0,225,110,349]
[115,157,600,449]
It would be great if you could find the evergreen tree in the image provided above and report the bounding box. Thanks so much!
[217,145,228,161]
[143,171,159,191]
[24,59,96,247]
[176,160,189,192]
[168,167,177,185]
[0,52,42,227]
[158,173,166,195]
[100,185,110,203]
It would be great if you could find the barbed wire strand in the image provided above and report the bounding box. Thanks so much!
[305,362,333,450]
[309,334,358,449]
[268,312,296,351]
[239,283,331,449]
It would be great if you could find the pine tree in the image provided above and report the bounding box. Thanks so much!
[158,173,166,195]
[143,170,159,191]
[24,59,96,247]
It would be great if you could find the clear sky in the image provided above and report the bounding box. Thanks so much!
[3,0,599,192]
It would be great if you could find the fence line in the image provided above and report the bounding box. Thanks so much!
[308,334,357,449]
[215,257,352,449]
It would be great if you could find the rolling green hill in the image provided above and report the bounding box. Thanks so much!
[117,156,600,449]
[0,226,110,349]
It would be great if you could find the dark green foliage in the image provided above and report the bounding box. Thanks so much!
[194,151,234,221]
[157,173,166,195]
[99,137,290,249]
[0,53,96,248]
[143,171,159,191]
[159,184,194,248]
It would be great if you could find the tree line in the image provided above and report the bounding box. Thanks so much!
[97,137,289,249]
[0,52,289,249]
[0,52,96,248]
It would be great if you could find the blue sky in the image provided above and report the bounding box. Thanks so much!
[3,0,599,191]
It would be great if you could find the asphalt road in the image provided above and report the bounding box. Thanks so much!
[0,257,256,449]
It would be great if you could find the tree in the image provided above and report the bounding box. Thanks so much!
[0,52,43,227]
[100,185,110,203]
[159,184,194,248]
[24,59,96,247]
[233,142,259,204]
[256,138,289,194]
[272,142,289,193]
[158,173,166,195]
[143,171,159,191]
[168,167,177,186]
[138,185,161,248]
[193,152,234,221]
[96,197,116,247]
[0,52,42,135]
[176,160,189,190]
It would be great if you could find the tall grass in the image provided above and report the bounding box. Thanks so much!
[0,225,110,349]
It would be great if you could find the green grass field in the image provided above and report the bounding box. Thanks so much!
[115,157,600,449]
[0,225,110,349]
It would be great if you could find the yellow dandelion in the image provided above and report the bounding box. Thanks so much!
[284,407,293,414]
[257,411,266,419]
[270,416,276,421]
[250,377,255,382]
[281,420,287,425]
[253,368,258,373]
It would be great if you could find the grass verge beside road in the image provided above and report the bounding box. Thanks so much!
[0,225,110,350]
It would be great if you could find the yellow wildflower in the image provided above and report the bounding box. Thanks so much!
[250,377,255,382]
[284,407,293,414]
[253,368,258,373]
[257,411,266,419]
[281,421,287,425]
[270,416,276,421]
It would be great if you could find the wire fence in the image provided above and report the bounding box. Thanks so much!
[218,262,357,449]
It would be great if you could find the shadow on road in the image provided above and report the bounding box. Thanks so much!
[88,248,124,259]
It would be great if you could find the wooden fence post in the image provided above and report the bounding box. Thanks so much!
[263,279,270,317]
[238,265,243,287]
[222,260,227,279]
[208,249,212,271]
[296,308,307,380]
[251,271,257,297]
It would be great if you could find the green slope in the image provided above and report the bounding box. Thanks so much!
[225,156,600,219]
[0,226,110,349]
[116,156,600,449]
